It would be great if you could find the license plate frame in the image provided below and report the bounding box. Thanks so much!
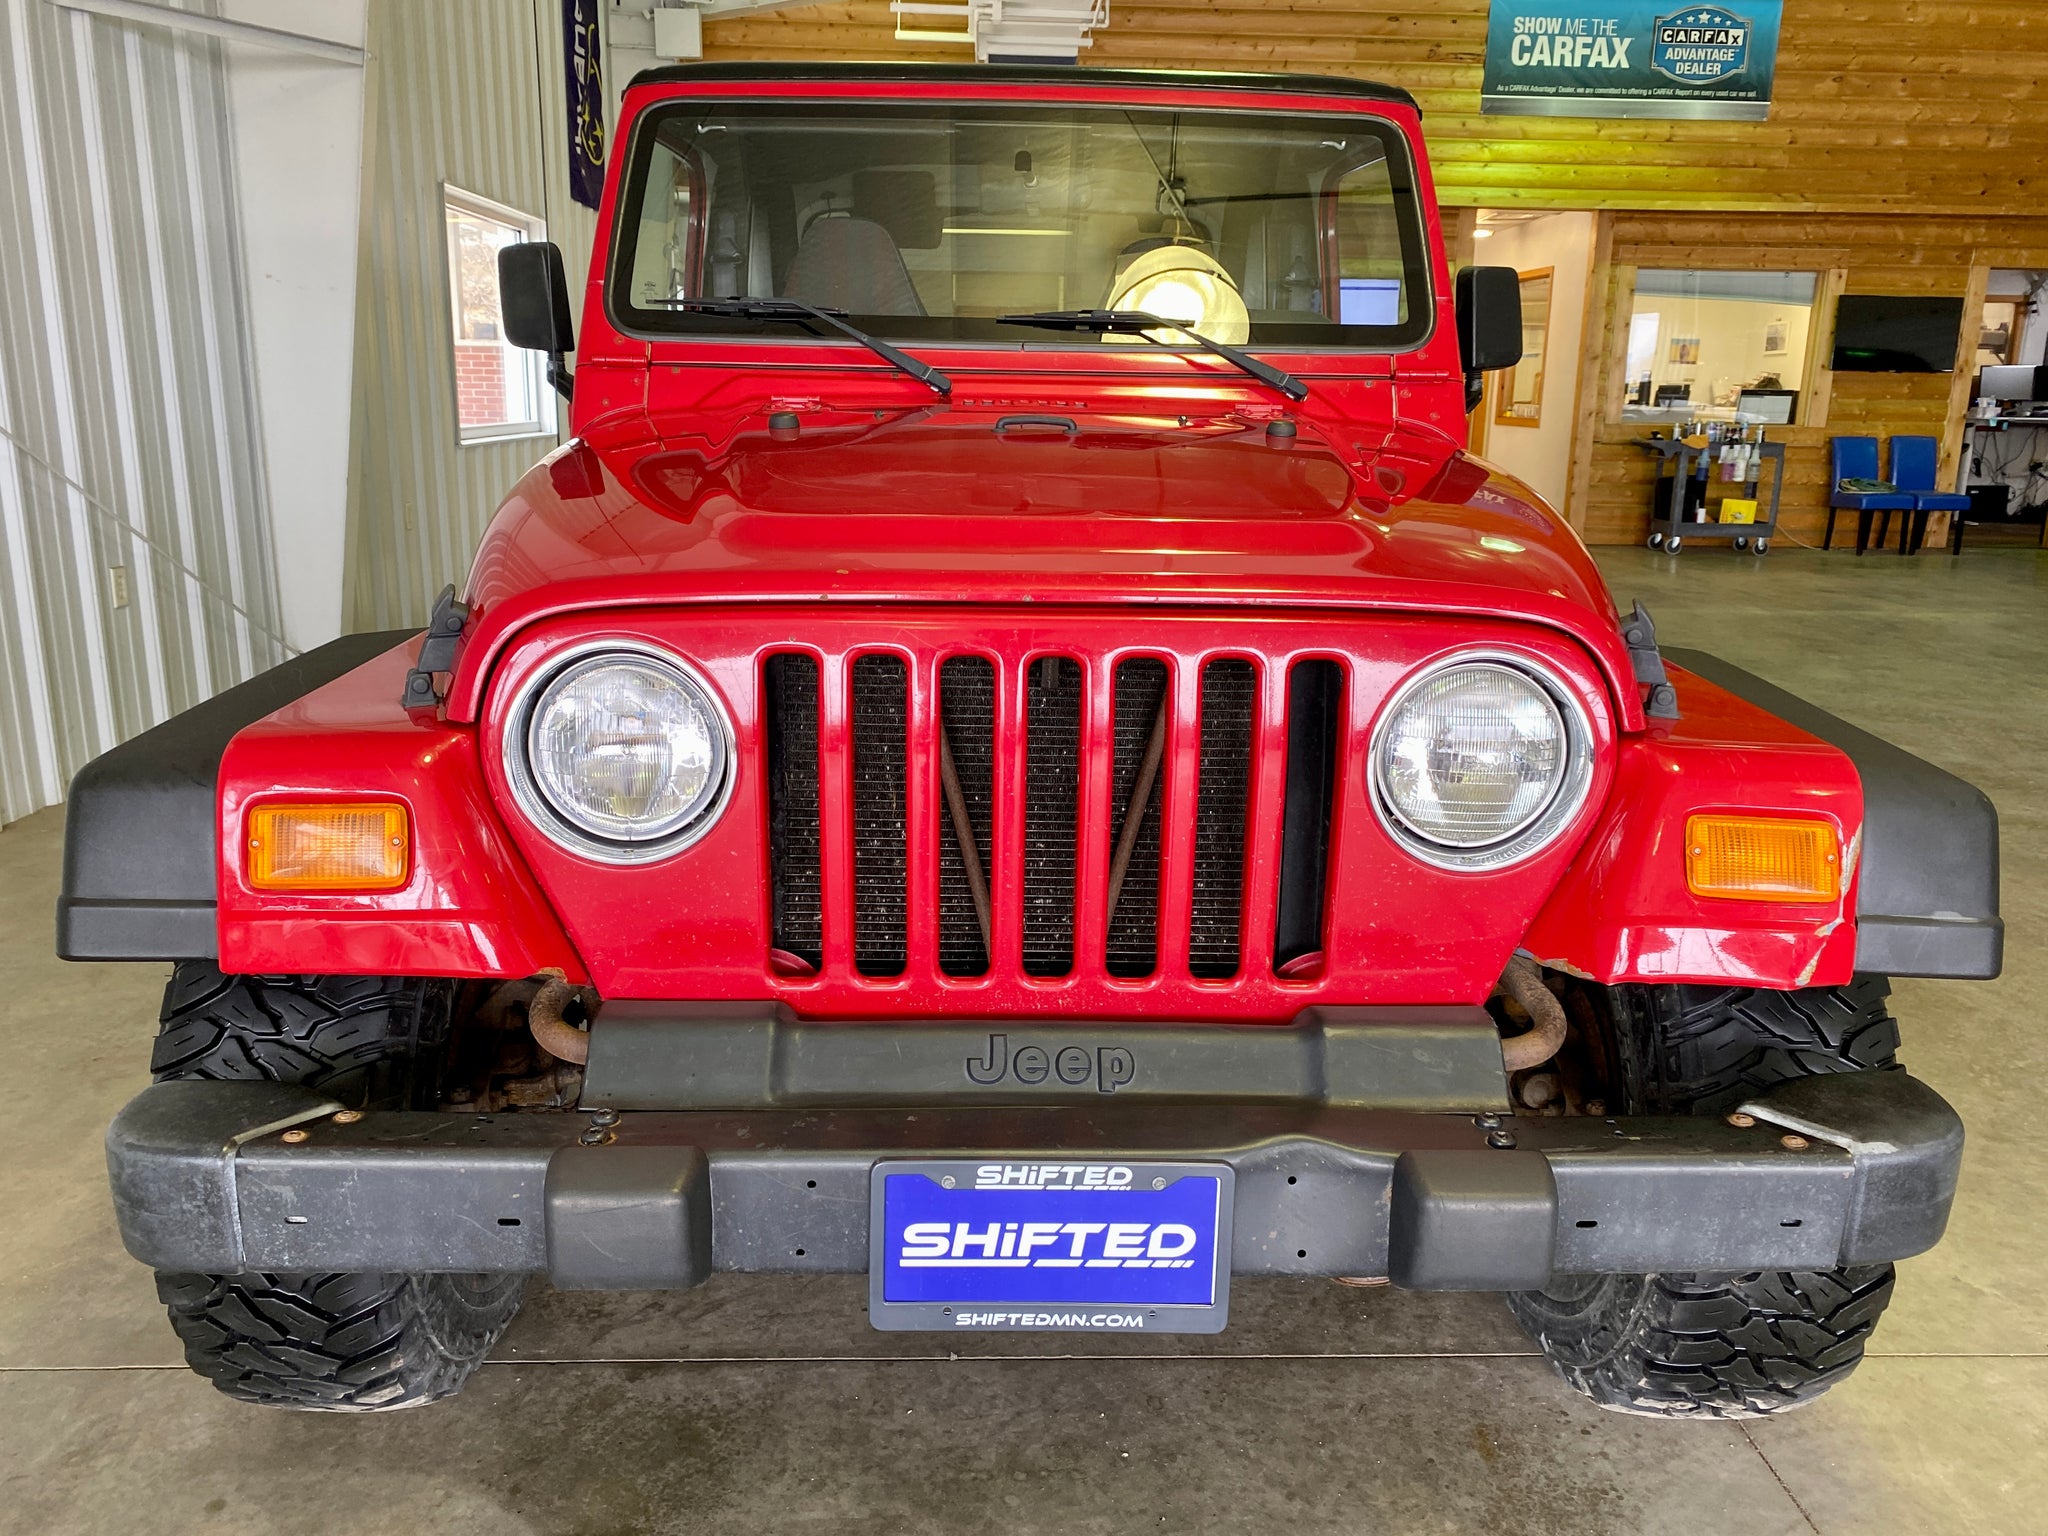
[868,1158,1234,1334]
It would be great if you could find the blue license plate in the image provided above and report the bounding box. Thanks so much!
[868,1160,1234,1333]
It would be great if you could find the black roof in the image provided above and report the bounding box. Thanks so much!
[625,61,1418,114]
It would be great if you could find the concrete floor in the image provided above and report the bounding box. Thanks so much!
[2,545,2045,1536]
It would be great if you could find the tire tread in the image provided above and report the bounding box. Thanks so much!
[146,963,505,1411]
[1615,975,1900,1118]
[1507,1266,1895,1418]
[149,964,447,1108]
[156,1270,523,1412]
[1508,977,1905,1418]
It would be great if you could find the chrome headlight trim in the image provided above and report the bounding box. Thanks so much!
[503,639,737,865]
[1367,650,1596,873]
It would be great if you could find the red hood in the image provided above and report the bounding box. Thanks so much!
[450,408,1639,728]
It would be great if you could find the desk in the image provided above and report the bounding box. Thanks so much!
[1962,417,2048,547]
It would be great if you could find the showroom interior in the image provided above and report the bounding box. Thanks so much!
[1,1,2043,1533]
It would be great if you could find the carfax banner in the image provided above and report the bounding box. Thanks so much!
[1483,1,1783,120]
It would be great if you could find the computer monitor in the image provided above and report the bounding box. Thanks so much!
[1337,278,1402,326]
[1978,364,2048,402]
[1737,389,1799,424]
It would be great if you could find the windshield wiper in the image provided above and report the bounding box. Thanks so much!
[653,297,951,396]
[998,309,1307,401]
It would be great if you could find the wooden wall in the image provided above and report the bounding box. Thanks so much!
[701,1,2048,215]
[1570,214,2048,546]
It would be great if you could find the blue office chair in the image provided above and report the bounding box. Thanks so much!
[1826,437,1916,554]
[1888,434,1972,554]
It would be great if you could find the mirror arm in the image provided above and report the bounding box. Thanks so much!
[548,354,575,402]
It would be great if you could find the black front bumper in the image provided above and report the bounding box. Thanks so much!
[107,1070,1961,1292]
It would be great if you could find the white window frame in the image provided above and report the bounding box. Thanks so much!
[442,183,555,446]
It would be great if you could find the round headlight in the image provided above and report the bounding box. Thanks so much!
[1371,657,1592,870]
[509,645,733,861]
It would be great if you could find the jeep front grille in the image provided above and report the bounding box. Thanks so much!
[762,647,1340,988]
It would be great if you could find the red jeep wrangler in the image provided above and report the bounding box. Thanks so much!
[63,64,1995,1418]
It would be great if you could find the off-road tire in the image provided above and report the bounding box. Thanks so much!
[1506,1266,1896,1418]
[149,963,521,1410]
[150,964,453,1109]
[1507,977,1903,1418]
[1606,974,1901,1119]
[156,1271,524,1411]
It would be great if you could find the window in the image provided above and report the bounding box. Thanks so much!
[1331,158,1411,327]
[444,187,552,443]
[1619,270,1820,425]
[1494,269,1553,427]
[627,140,697,307]
[1979,297,2025,367]
[609,102,1432,351]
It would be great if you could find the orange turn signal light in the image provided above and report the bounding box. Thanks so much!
[246,803,410,892]
[1686,815,1840,904]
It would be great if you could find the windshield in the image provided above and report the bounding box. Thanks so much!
[609,101,1432,351]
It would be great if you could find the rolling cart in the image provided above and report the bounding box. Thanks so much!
[1636,435,1786,555]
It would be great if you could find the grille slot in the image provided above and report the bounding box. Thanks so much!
[937,656,995,977]
[1022,657,1082,977]
[764,654,822,968]
[1274,659,1341,972]
[850,654,909,977]
[1105,658,1169,978]
[1190,660,1257,979]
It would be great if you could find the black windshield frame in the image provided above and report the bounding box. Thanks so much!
[604,97,1436,355]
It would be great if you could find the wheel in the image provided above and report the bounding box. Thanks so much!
[156,1270,524,1411]
[1733,535,1749,551]
[1665,534,1682,553]
[1507,1268,1895,1420]
[151,965,453,1107]
[1506,977,1904,1418]
[1754,538,1769,555]
[149,964,524,1410]
[1647,532,1665,549]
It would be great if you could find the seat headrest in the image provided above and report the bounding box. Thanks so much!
[782,217,927,318]
[852,171,941,250]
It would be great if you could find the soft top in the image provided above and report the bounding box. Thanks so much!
[624,61,1420,114]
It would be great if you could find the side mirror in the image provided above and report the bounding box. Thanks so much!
[498,241,576,400]
[1456,265,1523,411]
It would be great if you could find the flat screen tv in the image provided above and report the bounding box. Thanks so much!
[1831,295,1965,373]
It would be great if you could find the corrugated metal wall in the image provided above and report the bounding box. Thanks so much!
[0,0,285,827]
[344,0,599,631]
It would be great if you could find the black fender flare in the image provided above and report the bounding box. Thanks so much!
[57,631,419,961]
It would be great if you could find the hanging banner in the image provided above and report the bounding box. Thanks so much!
[563,0,605,209]
[1482,2,1783,120]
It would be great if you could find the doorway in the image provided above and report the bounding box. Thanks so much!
[1466,210,1597,514]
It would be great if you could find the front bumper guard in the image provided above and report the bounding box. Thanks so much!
[107,1070,1961,1293]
